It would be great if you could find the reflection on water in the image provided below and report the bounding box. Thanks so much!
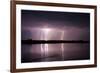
[21,43,90,63]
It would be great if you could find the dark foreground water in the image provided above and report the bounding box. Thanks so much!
[21,43,90,63]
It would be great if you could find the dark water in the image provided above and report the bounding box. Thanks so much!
[21,43,90,63]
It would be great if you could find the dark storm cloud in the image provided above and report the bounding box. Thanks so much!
[21,10,90,28]
[21,10,90,41]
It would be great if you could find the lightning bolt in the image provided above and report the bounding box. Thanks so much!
[61,31,64,60]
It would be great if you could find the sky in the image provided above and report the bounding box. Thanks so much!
[21,10,90,41]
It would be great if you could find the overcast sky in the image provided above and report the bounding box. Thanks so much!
[21,10,90,41]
